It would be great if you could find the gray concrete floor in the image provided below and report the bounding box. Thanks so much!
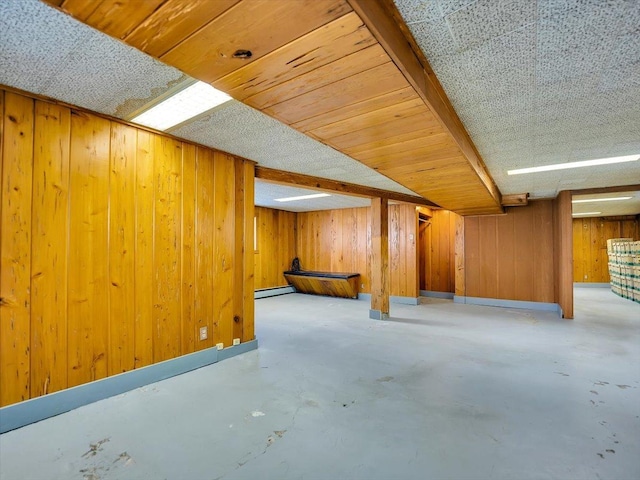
[1,288,639,480]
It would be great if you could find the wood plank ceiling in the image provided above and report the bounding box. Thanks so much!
[44,0,503,215]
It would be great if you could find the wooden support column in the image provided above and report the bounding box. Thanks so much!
[242,160,255,341]
[454,214,465,297]
[370,197,389,320]
[554,191,573,319]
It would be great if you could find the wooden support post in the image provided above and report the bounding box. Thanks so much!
[454,214,465,297]
[242,161,255,341]
[412,207,420,299]
[370,197,389,319]
[554,191,573,319]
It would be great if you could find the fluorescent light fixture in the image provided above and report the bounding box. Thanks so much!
[507,155,640,175]
[572,212,601,216]
[131,81,231,131]
[274,193,331,202]
[572,196,632,204]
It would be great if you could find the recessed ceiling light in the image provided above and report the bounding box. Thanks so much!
[572,212,601,216]
[507,155,640,175]
[131,81,231,131]
[274,193,331,202]
[572,196,632,204]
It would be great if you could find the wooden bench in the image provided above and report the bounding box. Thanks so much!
[283,271,360,299]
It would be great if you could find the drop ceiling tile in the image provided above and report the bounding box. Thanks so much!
[437,0,477,16]
[599,63,640,92]
[411,20,459,58]
[42,35,184,117]
[458,23,536,79]
[394,0,442,24]
[445,0,537,51]
[0,0,89,94]
[598,32,640,91]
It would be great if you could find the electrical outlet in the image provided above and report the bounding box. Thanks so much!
[216,343,224,350]
[233,338,240,346]
[199,326,208,341]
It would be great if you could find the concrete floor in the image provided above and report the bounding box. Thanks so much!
[0,288,639,480]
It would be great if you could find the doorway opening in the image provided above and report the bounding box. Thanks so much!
[417,209,458,298]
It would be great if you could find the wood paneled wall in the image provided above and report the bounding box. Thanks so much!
[296,204,418,297]
[464,201,555,303]
[573,217,639,283]
[418,209,460,293]
[254,207,297,289]
[0,89,254,407]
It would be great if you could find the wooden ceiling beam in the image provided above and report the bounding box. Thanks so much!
[570,184,640,195]
[501,193,529,207]
[255,166,438,207]
[347,0,503,211]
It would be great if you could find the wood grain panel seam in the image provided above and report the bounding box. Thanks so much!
[264,60,401,119]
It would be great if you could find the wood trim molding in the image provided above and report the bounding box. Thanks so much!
[255,166,438,207]
[347,0,502,210]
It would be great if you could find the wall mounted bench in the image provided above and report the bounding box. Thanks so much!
[283,271,360,299]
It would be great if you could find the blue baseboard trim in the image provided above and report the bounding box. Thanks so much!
[420,290,454,299]
[369,309,390,320]
[254,286,295,298]
[390,295,419,305]
[358,293,419,305]
[0,339,258,434]
[574,283,610,288]
[454,295,561,315]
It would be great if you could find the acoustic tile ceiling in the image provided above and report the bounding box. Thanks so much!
[394,0,640,199]
[0,0,418,213]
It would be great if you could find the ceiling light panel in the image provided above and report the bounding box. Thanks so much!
[507,155,640,175]
[275,193,331,202]
[131,81,231,131]
[572,196,632,204]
